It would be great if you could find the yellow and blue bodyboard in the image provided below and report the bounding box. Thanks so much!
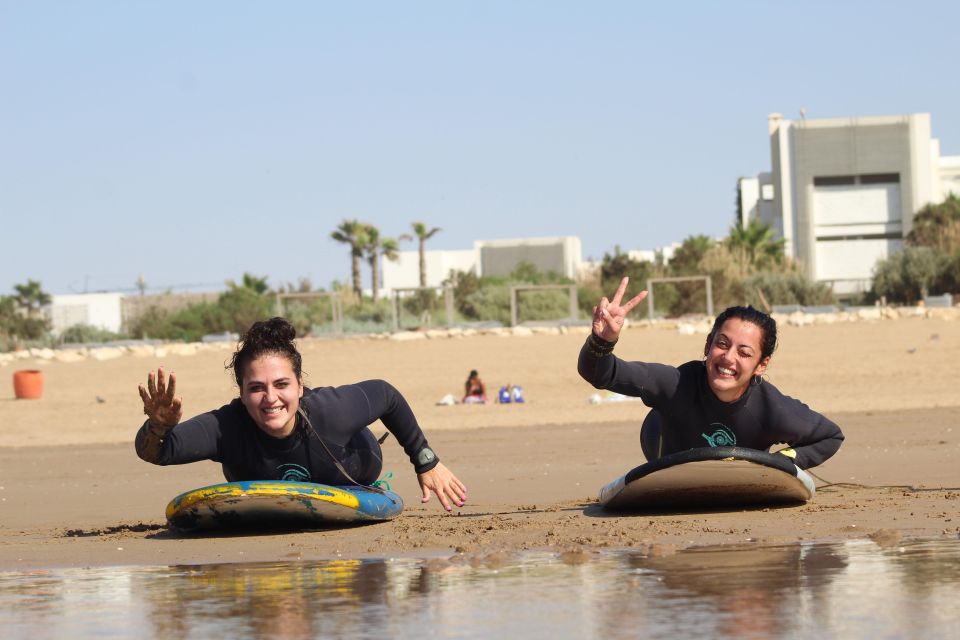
[166,480,403,530]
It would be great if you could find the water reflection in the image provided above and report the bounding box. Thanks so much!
[1,538,958,639]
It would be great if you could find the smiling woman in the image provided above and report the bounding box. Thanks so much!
[134,317,467,511]
[578,277,844,470]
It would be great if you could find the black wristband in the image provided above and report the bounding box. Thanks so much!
[413,446,440,474]
[586,332,617,357]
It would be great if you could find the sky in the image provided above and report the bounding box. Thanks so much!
[1,1,957,295]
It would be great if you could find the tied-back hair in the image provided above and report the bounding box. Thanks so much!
[706,306,778,360]
[228,317,304,387]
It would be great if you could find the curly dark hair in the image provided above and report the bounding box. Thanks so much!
[228,317,303,387]
[704,306,778,361]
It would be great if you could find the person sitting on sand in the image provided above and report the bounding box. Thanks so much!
[578,277,843,469]
[135,317,467,511]
[462,369,487,404]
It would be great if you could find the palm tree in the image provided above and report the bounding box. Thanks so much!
[727,219,785,270]
[411,222,441,287]
[331,220,368,297]
[360,225,405,301]
[13,279,51,318]
[380,236,402,292]
[236,273,270,294]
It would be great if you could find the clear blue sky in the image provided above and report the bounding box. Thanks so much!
[2,1,956,295]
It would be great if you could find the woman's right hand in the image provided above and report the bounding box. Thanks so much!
[592,277,648,342]
[138,367,182,430]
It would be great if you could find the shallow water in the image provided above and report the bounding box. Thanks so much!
[1,538,958,639]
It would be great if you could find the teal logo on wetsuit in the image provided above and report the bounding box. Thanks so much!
[278,463,310,482]
[702,424,736,447]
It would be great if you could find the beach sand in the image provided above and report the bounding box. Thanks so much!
[1,317,958,569]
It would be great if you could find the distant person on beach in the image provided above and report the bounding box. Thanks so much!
[135,317,467,511]
[462,370,487,404]
[578,277,843,469]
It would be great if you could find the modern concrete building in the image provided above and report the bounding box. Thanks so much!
[381,236,583,296]
[740,112,959,295]
[475,236,582,279]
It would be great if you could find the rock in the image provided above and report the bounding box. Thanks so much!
[856,308,882,321]
[29,348,55,360]
[927,307,960,321]
[89,347,124,361]
[531,326,561,336]
[510,326,534,337]
[388,331,426,341]
[677,321,711,335]
[54,350,86,363]
[127,345,157,358]
[167,343,198,356]
[424,329,449,339]
[787,311,813,327]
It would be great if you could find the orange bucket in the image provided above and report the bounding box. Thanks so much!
[13,369,44,399]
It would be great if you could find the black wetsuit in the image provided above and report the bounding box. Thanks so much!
[578,337,843,469]
[135,379,438,484]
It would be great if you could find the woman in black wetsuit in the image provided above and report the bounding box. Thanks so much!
[578,277,843,469]
[135,317,467,511]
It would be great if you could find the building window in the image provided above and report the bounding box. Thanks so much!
[860,173,900,184]
[814,176,856,186]
[814,173,900,186]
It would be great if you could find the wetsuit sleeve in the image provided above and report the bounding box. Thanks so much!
[134,408,225,466]
[321,380,438,474]
[577,334,682,406]
[767,393,844,469]
[784,413,843,469]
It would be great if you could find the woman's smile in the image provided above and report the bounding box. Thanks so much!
[241,355,304,437]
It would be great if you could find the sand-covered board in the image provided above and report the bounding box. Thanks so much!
[599,446,816,510]
[166,480,403,530]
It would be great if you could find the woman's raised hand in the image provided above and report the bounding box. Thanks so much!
[138,367,182,430]
[592,276,648,342]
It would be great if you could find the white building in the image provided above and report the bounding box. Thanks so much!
[380,249,476,295]
[48,293,125,335]
[381,236,583,296]
[740,112,959,295]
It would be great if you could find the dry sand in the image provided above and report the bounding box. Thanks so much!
[1,317,958,569]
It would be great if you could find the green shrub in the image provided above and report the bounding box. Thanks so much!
[872,247,944,304]
[736,272,835,307]
[59,324,128,344]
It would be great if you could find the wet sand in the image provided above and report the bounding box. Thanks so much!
[1,317,958,569]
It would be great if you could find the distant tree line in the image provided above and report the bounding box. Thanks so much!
[4,200,960,350]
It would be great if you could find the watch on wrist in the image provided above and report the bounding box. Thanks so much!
[415,447,437,467]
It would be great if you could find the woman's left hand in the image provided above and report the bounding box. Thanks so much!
[417,462,467,511]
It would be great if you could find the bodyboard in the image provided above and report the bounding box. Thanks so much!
[599,446,815,510]
[166,480,404,530]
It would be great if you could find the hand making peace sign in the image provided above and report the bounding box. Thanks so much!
[592,276,648,343]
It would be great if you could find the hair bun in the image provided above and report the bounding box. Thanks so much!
[242,317,296,349]
[229,317,303,387]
